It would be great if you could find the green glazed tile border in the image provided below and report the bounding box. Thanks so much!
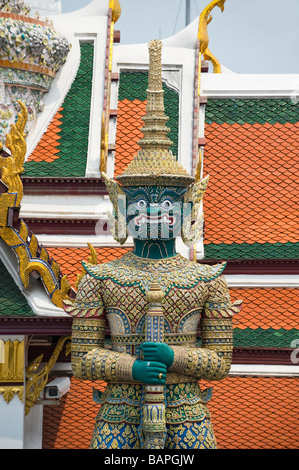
[233,328,298,349]
[205,98,299,125]
[204,241,299,260]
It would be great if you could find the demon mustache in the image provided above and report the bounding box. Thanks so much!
[134,213,175,226]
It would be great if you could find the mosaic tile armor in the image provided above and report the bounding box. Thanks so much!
[64,252,241,449]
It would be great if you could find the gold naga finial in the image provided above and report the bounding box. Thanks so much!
[109,0,121,23]
[198,0,226,73]
[146,279,165,305]
[195,148,203,183]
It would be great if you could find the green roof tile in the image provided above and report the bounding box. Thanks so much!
[204,241,299,260]
[23,42,94,177]
[197,327,296,349]
[205,98,299,125]
[0,259,36,317]
[233,328,297,349]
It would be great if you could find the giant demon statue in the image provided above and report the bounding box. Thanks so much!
[63,40,242,450]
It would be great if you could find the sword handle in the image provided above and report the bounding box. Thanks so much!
[142,280,166,449]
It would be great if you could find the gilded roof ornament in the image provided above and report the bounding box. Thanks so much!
[109,0,121,23]
[25,336,71,415]
[198,0,226,73]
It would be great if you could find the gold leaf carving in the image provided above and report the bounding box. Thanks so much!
[0,102,74,308]
[0,339,24,383]
[0,100,27,205]
[25,336,71,415]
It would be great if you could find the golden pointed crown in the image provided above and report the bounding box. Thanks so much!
[116,40,194,187]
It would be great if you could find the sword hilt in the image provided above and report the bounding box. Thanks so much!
[142,279,166,449]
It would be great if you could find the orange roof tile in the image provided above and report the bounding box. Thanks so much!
[45,246,131,287]
[201,376,299,449]
[43,378,105,449]
[203,122,299,245]
[114,99,146,177]
[230,288,298,330]
[27,107,63,163]
[43,376,299,449]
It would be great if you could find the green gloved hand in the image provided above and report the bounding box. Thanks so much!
[140,342,174,368]
[132,359,167,384]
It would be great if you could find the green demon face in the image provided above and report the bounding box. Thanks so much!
[122,185,190,240]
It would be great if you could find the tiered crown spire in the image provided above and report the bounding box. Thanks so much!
[137,39,173,152]
[116,40,194,187]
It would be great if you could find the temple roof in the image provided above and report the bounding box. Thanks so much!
[24,42,94,177]
[0,0,298,451]
[203,97,299,260]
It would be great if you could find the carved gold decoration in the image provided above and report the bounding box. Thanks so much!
[182,175,209,246]
[1,219,73,308]
[0,101,75,307]
[143,280,166,448]
[195,149,203,183]
[0,100,27,206]
[0,339,4,363]
[0,339,24,382]
[0,386,23,403]
[198,0,226,73]
[25,336,71,415]
[184,175,209,208]
[0,339,24,404]
[100,112,108,173]
[194,0,225,258]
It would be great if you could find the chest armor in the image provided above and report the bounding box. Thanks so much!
[83,252,225,357]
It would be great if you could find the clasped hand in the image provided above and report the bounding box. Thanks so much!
[132,342,174,385]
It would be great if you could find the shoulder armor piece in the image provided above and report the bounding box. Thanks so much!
[81,260,116,279]
[195,262,227,281]
[81,257,227,295]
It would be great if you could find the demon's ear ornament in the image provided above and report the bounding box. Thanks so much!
[101,172,128,245]
[181,174,209,246]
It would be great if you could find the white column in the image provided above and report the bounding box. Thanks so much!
[24,404,44,449]
[0,394,25,449]
[0,335,26,449]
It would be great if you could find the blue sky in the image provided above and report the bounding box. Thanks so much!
[59,0,298,74]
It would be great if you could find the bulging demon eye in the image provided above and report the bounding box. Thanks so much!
[137,199,147,209]
[161,199,173,210]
